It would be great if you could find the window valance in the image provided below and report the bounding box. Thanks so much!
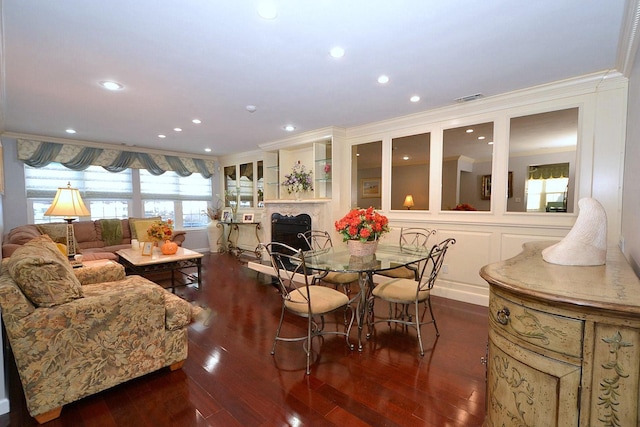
[528,162,570,180]
[17,139,216,178]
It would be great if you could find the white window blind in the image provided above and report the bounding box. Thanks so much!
[25,163,133,198]
[139,170,212,200]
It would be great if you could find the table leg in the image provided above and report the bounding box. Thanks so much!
[356,271,372,351]
[196,258,202,290]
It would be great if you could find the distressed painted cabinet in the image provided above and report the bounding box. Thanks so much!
[480,241,640,427]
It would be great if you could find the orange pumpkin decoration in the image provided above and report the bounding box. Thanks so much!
[161,240,178,255]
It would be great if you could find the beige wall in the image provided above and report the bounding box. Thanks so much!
[622,52,640,275]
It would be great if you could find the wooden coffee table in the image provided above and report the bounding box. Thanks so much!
[116,247,203,291]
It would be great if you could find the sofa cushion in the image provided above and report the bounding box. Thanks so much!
[7,235,83,307]
[129,217,160,240]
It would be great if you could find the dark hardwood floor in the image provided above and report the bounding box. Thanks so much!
[0,253,488,426]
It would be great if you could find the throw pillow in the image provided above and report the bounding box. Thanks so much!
[134,219,160,242]
[37,223,79,249]
[7,235,83,307]
[129,216,160,240]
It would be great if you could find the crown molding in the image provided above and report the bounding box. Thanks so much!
[616,0,640,76]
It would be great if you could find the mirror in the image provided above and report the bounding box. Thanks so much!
[257,161,264,207]
[239,162,254,208]
[441,122,494,211]
[391,133,430,210]
[224,165,238,210]
[352,141,382,209]
[507,108,578,213]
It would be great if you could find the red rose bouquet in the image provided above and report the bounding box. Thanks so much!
[335,207,390,242]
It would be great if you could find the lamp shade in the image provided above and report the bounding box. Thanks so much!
[403,194,415,209]
[44,182,90,218]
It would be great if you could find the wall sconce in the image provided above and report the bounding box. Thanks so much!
[44,182,90,257]
[403,194,415,210]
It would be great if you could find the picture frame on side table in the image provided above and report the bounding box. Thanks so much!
[242,212,254,223]
[141,241,153,256]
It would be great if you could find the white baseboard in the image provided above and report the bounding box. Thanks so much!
[431,279,489,307]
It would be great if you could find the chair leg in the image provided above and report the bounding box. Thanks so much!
[427,296,440,336]
[415,302,425,357]
[271,305,286,355]
[306,315,312,375]
[169,360,185,371]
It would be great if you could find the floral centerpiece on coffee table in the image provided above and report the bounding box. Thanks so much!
[281,161,314,196]
[335,207,390,242]
[147,219,174,242]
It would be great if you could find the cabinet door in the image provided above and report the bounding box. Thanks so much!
[487,330,581,427]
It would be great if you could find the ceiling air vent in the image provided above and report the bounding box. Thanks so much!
[455,93,484,103]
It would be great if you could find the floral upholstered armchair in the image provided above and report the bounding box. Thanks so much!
[0,235,194,423]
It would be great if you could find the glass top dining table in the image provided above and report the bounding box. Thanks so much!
[303,243,433,350]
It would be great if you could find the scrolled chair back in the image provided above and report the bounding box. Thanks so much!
[260,242,312,303]
[418,238,456,291]
[297,230,333,251]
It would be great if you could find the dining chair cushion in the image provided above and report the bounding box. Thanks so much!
[324,271,359,284]
[372,278,429,304]
[377,266,416,280]
[285,286,349,315]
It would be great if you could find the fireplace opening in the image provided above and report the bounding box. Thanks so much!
[271,213,312,251]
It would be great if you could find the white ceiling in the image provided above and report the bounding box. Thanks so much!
[0,0,632,157]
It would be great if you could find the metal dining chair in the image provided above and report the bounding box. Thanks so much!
[377,227,436,280]
[298,230,359,295]
[261,241,355,374]
[368,238,456,356]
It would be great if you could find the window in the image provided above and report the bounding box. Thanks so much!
[140,170,212,228]
[25,163,132,223]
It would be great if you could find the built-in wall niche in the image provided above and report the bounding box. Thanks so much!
[441,121,494,211]
[351,141,382,209]
[391,133,430,210]
[507,108,577,213]
[263,138,332,201]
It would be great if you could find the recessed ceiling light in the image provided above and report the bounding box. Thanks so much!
[158,134,166,138]
[192,119,202,124]
[284,124,296,132]
[488,141,494,145]
[257,2,277,19]
[204,148,212,152]
[330,47,345,58]
[478,136,485,140]
[403,156,409,160]
[246,105,257,113]
[99,80,123,91]
[65,128,76,134]
[377,75,389,84]
[174,127,182,132]
[410,95,420,103]
[466,129,474,133]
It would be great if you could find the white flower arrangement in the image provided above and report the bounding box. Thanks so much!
[281,161,314,194]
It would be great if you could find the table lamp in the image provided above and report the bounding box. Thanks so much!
[403,194,415,210]
[44,182,90,257]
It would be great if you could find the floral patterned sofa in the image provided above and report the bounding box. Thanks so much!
[0,235,194,423]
